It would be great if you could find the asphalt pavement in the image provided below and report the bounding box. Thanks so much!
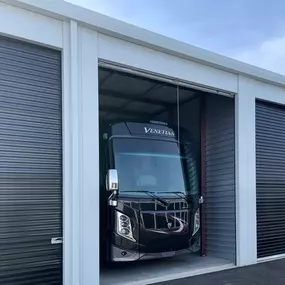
[156,258,285,285]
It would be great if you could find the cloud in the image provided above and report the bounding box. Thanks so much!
[68,0,285,75]
[68,0,285,52]
[233,36,285,75]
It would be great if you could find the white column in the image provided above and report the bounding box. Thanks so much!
[78,26,100,285]
[235,75,257,266]
[63,21,99,285]
[62,20,81,285]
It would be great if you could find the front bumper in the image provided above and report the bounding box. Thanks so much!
[111,231,201,262]
[111,245,192,262]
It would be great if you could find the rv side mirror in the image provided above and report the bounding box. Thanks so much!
[106,169,118,191]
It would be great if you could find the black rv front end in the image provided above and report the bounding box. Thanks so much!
[100,121,201,262]
[110,196,200,261]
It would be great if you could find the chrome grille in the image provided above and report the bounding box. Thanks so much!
[140,200,189,230]
[120,199,190,230]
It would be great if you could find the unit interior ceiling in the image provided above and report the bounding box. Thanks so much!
[99,67,204,121]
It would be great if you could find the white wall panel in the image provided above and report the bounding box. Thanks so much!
[63,20,81,285]
[98,34,238,94]
[235,76,256,266]
[253,79,285,106]
[0,2,62,48]
[62,22,99,285]
[62,20,72,285]
[79,26,99,285]
[3,0,285,88]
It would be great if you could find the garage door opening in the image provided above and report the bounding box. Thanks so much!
[98,66,236,285]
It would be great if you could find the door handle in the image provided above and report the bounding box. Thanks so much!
[51,237,63,244]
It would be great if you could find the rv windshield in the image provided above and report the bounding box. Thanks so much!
[112,138,188,195]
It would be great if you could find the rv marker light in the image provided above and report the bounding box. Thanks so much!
[150,120,168,126]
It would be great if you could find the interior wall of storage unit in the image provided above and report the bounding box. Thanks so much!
[155,96,201,151]
[98,67,236,264]
[204,94,236,263]
[179,97,201,143]
[168,94,236,262]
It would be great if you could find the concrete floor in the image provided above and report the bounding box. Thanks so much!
[100,253,234,285]
[156,258,285,285]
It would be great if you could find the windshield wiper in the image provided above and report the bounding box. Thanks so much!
[122,190,168,207]
[157,191,191,203]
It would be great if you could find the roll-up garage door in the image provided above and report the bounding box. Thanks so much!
[256,100,285,259]
[0,37,62,284]
[204,94,236,263]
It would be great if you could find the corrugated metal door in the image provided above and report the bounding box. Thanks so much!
[204,94,236,262]
[256,100,285,258]
[0,37,62,284]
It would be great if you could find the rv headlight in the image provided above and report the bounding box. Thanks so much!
[193,209,200,236]
[116,211,136,242]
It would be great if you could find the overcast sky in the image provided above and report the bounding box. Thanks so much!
[68,0,285,75]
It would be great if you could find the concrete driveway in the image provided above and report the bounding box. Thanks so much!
[156,258,285,285]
